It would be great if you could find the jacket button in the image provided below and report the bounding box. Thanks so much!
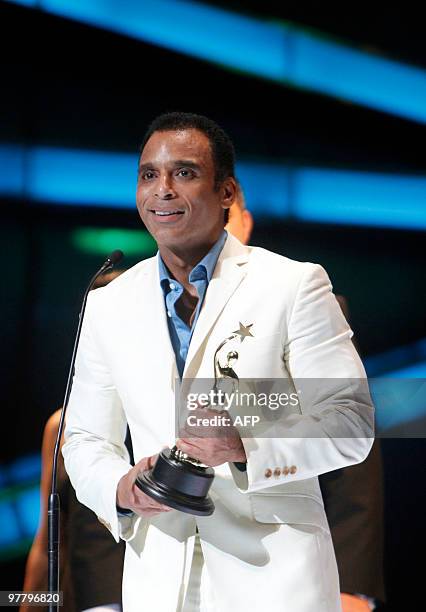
[283,466,289,475]
[265,468,272,478]
[273,468,281,477]
[289,465,297,474]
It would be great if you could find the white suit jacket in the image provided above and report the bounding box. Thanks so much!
[63,233,373,612]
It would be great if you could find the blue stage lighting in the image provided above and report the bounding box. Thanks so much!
[0,501,21,547]
[29,147,136,208]
[15,486,40,538]
[236,162,291,217]
[7,454,41,484]
[5,0,426,122]
[365,338,426,377]
[0,145,25,196]
[289,30,426,124]
[384,362,426,378]
[6,0,285,81]
[371,377,426,432]
[1,144,426,230]
[295,168,426,230]
[5,0,36,5]
[365,339,426,432]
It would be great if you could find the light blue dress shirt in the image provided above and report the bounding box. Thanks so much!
[158,229,246,474]
[158,230,227,378]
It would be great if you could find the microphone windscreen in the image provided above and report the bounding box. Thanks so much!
[108,249,124,265]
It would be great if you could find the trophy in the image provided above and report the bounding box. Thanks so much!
[135,323,253,516]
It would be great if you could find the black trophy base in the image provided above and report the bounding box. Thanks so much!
[135,448,215,516]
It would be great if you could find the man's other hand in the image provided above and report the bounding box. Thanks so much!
[176,407,247,466]
[116,454,172,517]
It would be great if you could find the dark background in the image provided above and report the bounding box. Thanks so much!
[1,2,425,609]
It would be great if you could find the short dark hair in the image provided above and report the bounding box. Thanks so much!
[140,112,235,190]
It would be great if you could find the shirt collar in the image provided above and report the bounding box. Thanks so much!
[158,229,227,292]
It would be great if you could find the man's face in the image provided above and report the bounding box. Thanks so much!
[137,128,233,252]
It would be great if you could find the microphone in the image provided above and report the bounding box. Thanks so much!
[48,250,124,611]
[104,249,124,268]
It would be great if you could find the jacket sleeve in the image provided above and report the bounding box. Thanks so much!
[229,263,374,492]
[62,292,143,542]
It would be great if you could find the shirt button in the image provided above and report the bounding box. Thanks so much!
[167,311,172,318]
[169,282,176,290]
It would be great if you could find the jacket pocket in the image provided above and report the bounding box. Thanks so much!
[249,493,330,533]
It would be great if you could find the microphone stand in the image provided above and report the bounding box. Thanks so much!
[48,250,123,612]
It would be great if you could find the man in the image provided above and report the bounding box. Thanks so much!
[226,189,385,612]
[63,112,373,612]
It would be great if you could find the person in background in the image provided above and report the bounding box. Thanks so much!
[226,183,385,612]
[21,271,126,612]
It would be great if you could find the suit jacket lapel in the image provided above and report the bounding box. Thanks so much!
[133,256,179,388]
[183,234,249,378]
